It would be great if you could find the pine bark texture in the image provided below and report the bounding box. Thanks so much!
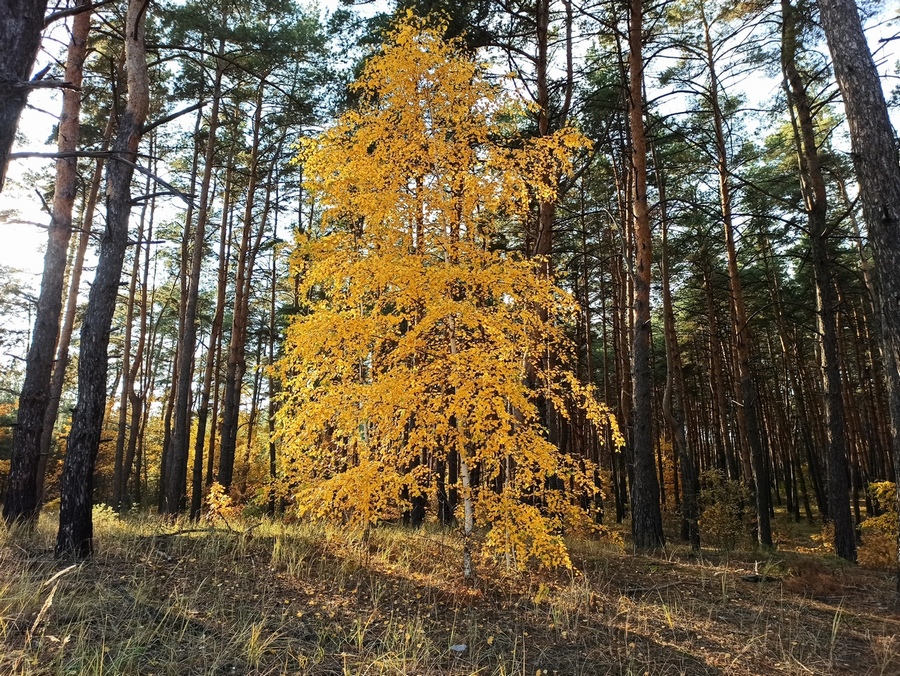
[4,2,90,524]
[112,167,150,511]
[56,0,149,559]
[658,170,700,550]
[36,111,115,505]
[163,53,223,514]
[121,190,154,510]
[0,0,50,190]
[816,0,900,577]
[628,0,664,549]
[191,161,232,519]
[782,0,855,561]
[218,88,266,489]
[702,10,772,547]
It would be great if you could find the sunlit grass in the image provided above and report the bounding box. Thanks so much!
[1,510,897,675]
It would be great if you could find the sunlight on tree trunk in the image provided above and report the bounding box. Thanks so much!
[55,0,149,559]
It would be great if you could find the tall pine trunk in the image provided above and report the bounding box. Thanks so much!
[654,144,699,550]
[816,0,900,580]
[56,0,149,558]
[0,0,50,190]
[627,0,664,549]
[267,213,280,515]
[782,0,855,561]
[4,2,91,525]
[35,109,116,506]
[163,47,224,514]
[218,87,266,489]
[112,159,151,511]
[190,157,234,518]
[122,194,154,511]
[702,9,772,547]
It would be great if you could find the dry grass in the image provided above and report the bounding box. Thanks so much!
[1,510,898,675]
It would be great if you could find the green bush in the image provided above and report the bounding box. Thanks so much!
[699,469,751,551]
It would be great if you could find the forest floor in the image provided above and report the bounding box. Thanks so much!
[1,509,898,675]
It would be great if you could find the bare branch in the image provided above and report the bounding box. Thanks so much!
[142,101,204,134]
[12,79,80,91]
[44,0,114,27]
[10,151,197,207]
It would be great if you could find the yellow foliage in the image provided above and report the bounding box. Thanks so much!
[206,482,240,525]
[864,481,897,533]
[806,521,835,556]
[480,496,572,571]
[296,12,589,254]
[276,13,620,570]
[858,481,898,569]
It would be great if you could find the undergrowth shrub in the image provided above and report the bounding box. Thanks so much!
[858,481,898,569]
[802,521,836,557]
[205,481,241,526]
[699,469,751,551]
[91,503,121,534]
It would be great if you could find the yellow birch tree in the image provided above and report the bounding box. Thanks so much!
[275,13,621,572]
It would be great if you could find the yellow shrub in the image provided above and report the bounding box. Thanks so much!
[858,482,898,570]
[205,481,241,525]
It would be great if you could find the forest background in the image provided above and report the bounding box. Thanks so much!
[2,0,900,671]
[0,0,898,642]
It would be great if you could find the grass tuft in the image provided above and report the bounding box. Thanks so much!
[1,511,897,674]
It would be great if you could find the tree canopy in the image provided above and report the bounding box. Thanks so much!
[275,14,619,570]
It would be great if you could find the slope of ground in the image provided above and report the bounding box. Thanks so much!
[1,512,898,675]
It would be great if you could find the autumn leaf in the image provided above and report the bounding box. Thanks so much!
[275,12,620,571]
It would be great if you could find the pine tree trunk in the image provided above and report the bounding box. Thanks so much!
[4,1,91,525]
[163,50,224,514]
[782,0,856,561]
[267,215,280,515]
[239,335,265,493]
[111,163,150,511]
[627,0,664,550]
[190,156,233,519]
[702,10,772,547]
[218,88,266,489]
[35,108,116,506]
[121,170,156,510]
[55,0,149,558]
[158,103,203,513]
[207,336,224,487]
[761,234,814,523]
[816,0,900,582]
[702,263,736,479]
[654,145,699,550]
[0,0,50,190]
